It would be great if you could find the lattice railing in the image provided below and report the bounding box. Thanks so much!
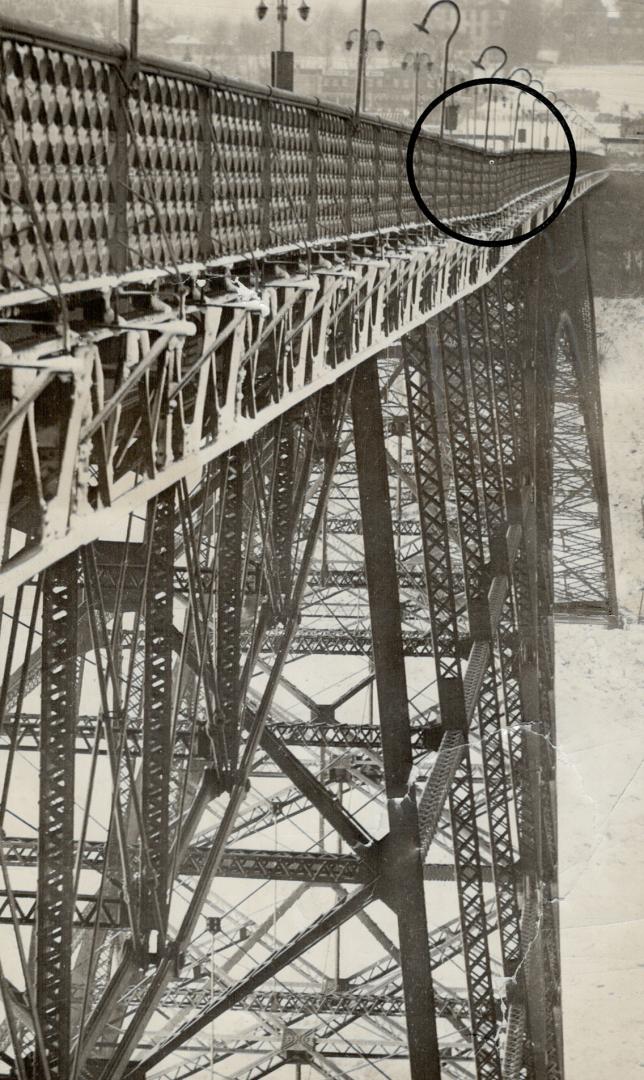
[0,16,603,293]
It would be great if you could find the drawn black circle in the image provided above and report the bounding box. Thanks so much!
[405,77,577,248]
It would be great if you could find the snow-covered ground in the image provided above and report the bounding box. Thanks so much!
[557,298,644,1079]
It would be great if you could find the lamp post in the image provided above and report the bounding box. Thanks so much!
[509,67,532,153]
[412,0,461,139]
[529,78,544,150]
[256,0,311,91]
[402,51,433,121]
[545,90,564,150]
[564,105,584,152]
[346,25,385,114]
[471,45,507,153]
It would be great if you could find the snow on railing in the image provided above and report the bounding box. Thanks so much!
[0,16,603,293]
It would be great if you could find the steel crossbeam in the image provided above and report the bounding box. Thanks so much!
[0,841,474,890]
[0,715,440,756]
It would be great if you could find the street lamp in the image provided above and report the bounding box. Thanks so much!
[402,51,433,121]
[412,0,461,139]
[471,45,507,152]
[545,90,562,150]
[256,0,311,91]
[346,26,385,113]
[509,67,532,153]
[563,105,584,152]
[529,78,544,150]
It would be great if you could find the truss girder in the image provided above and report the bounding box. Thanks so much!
[141,487,176,937]
[212,445,245,782]
[36,552,79,1078]
[0,160,606,601]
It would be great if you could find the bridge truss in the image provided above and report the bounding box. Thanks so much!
[0,17,618,1080]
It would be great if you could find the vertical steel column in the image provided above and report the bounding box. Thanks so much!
[509,250,559,1080]
[466,284,541,1079]
[402,319,501,1080]
[37,551,80,1078]
[214,445,245,785]
[461,289,523,978]
[543,204,617,625]
[141,487,175,938]
[351,357,441,1080]
[534,266,564,1080]
[431,302,503,1080]
[273,422,295,601]
[579,204,618,624]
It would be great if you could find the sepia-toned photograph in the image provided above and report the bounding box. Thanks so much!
[0,1,641,1078]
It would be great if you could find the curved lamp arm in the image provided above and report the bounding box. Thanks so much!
[413,0,461,40]
[366,28,385,50]
[471,44,507,76]
[509,66,532,84]
[412,0,461,136]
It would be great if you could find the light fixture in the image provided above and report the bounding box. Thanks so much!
[256,1,268,20]
[298,0,311,20]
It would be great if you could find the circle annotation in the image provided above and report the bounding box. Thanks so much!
[405,77,577,248]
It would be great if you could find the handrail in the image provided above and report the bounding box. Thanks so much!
[0,16,604,294]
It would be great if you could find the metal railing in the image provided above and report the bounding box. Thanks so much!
[0,16,603,293]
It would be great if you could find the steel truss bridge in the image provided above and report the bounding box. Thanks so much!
[0,17,618,1080]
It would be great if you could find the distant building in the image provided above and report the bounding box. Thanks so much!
[166,35,211,64]
[458,0,508,50]
[561,0,610,61]
[612,0,644,60]
[621,111,644,140]
[294,55,438,121]
[556,88,600,113]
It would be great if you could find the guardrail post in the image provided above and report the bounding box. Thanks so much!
[397,131,405,226]
[198,84,213,260]
[373,124,381,231]
[344,118,354,240]
[260,97,273,248]
[307,108,319,241]
[109,61,130,273]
